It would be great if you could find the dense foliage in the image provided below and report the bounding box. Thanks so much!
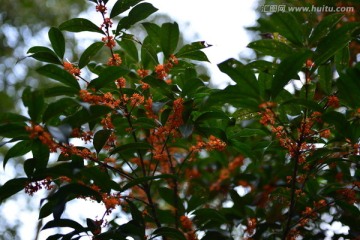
[1,0,360,239]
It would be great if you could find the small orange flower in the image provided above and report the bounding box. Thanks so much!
[327,95,340,108]
[102,36,116,49]
[63,61,81,77]
[107,53,122,66]
[137,69,149,78]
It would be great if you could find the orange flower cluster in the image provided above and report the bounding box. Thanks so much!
[79,90,120,109]
[63,61,81,77]
[101,17,113,29]
[137,69,149,78]
[190,135,227,152]
[107,53,122,66]
[130,93,145,107]
[71,128,93,143]
[327,95,340,108]
[95,4,107,13]
[180,216,198,240]
[115,77,126,88]
[25,177,54,196]
[102,36,116,49]
[103,194,121,213]
[101,113,114,129]
[338,188,357,204]
[154,54,179,80]
[26,124,58,152]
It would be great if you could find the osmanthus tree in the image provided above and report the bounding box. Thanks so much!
[0,0,359,239]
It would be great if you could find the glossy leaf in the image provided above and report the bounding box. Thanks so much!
[337,68,360,108]
[59,18,105,34]
[42,219,86,231]
[314,22,360,66]
[271,50,312,98]
[88,66,130,90]
[0,123,28,138]
[247,39,294,58]
[110,0,143,18]
[3,141,32,168]
[141,75,173,98]
[22,87,45,122]
[118,38,139,62]
[309,14,344,45]
[141,36,159,68]
[335,44,350,74]
[116,2,158,32]
[32,140,50,170]
[0,113,29,124]
[48,27,65,59]
[78,42,104,69]
[0,178,28,203]
[142,22,161,45]
[36,64,80,89]
[160,22,179,57]
[152,227,186,240]
[43,98,78,123]
[268,12,304,46]
[93,129,112,154]
[27,46,61,64]
[121,174,176,191]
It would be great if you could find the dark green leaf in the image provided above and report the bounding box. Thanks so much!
[152,227,186,240]
[116,3,158,32]
[0,113,29,124]
[48,27,65,59]
[268,12,304,46]
[93,129,112,154]
[309,14,344,45]
[24,158,36,177]
[49,183,102,202]
[78,42,104,69]
[176,41,210,61]
[247,39,294,58]
[338,68,360,109]
[3,141,32,168]
[122,174,176,191]
[32,140,50,170]
[142,22,161,45]
[43,98,78,122]
[111,142,152,155]
[314,22,360,66]
[44,86,79,97]
[125,200,145,226]
[195,111,230,123]
[0,178,28,202]
[42,219,86,231]
[335,44,350,74]
[141,36,159,68]
[59,18,105,34]
[36,64,80,89]
[141,75,173,98]
[160,22,179,57]
[271,50,312,98]
[22,87,45,122]
[27,46,61,64]
[110,0,143,18]
[0,123,28,138]
[118,38,139,62]
[218,59,260,99]
[318,64,333,95]
[88,66,130,90]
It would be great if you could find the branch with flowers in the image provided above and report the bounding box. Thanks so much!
[1,0,360,239]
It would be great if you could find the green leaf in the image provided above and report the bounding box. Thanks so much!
[152,227,186,240]
[116,2,158,32]
[309,14,344,45]
[110,0,143,18]
[122,174,176,191]
[218,58,260,99]
[141,36,159,69]
[314,22,360,66]
[142,22,161,45]
[176,41,210,61]
[49,183,102,203]
[32,140,50,170]
[78,42,104,69]
[24,158,36,177]
[247,39,294,58]
[141,75,173,98]
[59,18,105,34]
[125,200,145,226]
[0,113,29,124]
[44,86,79,97]
[27,46,61,64]
[337,68,360,109]
[118,38,139,62]
[110,142,152,155]
[0,123,28,138]
[48,27,65,59]
[36,64,80,90]
[160,22,179,57]
[93,129,112,154]
[88,66,130,90]
[193,208,228,227]
[335,44,350,74]
[3,141,32,168]
[318,64,333,95]
[271,50,312,98]
[43,98,78,123]
[195,111,230,123]
[268,12,304,46]
[0,178,28,203]
[42,219,86,231]
[22,87,45,122]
